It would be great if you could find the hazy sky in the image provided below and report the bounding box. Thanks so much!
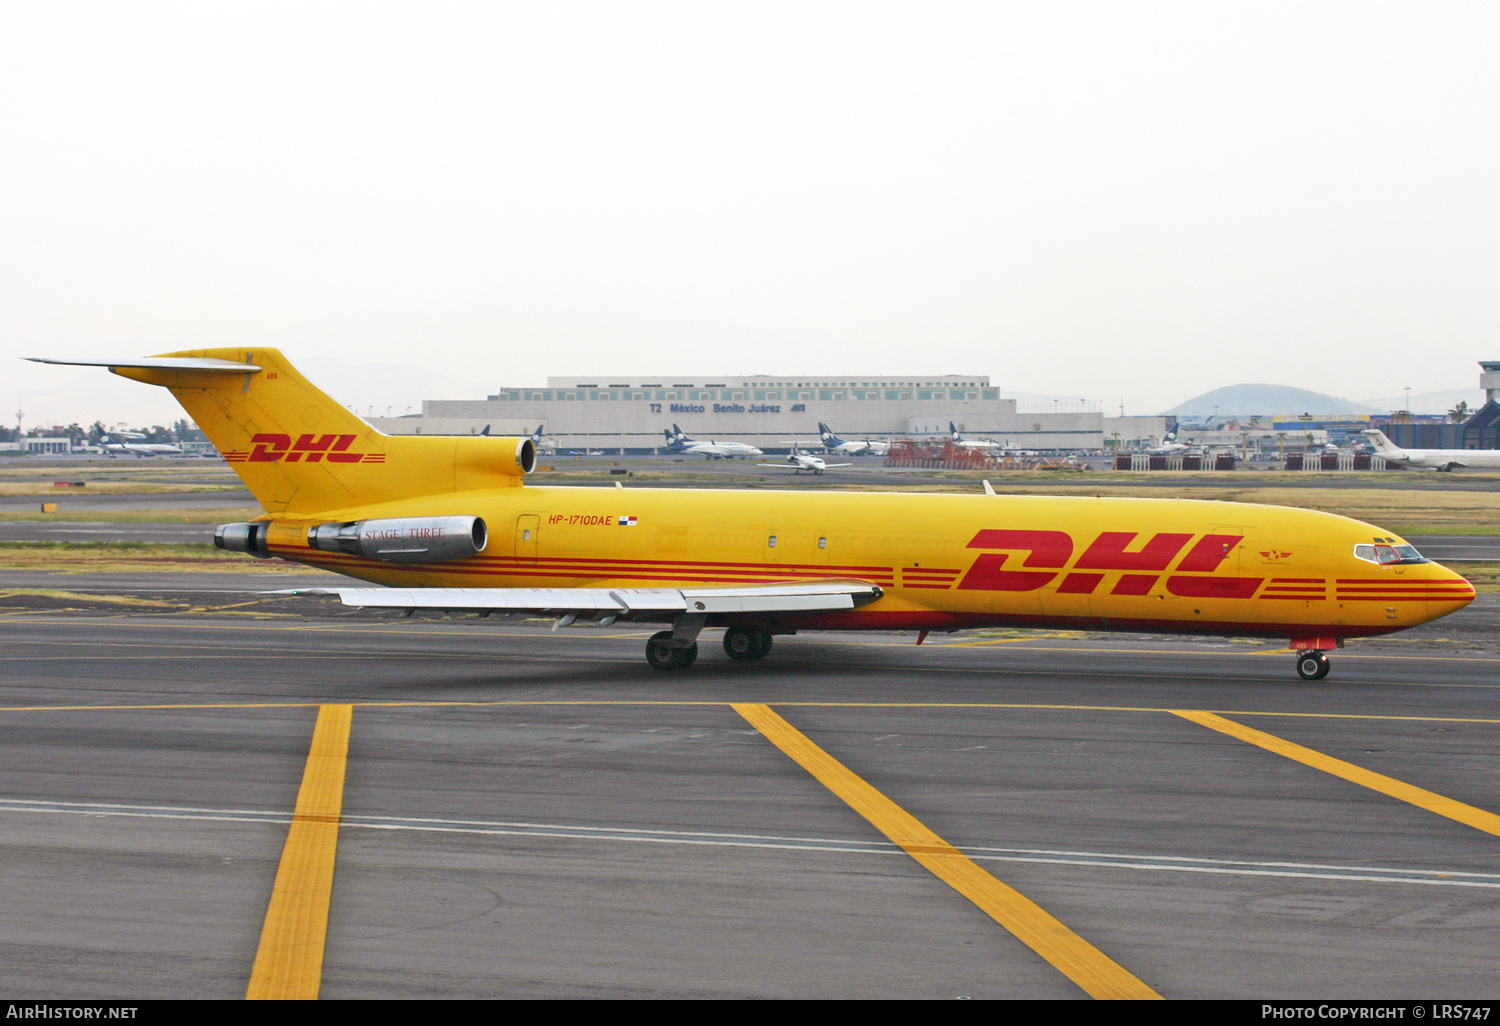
[4,1,1498,427]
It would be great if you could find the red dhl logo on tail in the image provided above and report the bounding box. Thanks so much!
[958,529,1262,598]
[223,434,387,464]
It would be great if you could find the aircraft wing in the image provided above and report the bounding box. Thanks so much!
[756,463,802,469]
[821,462,853,468]
[276,581,883,616]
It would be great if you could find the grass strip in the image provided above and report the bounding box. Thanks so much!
[0,542,327,575]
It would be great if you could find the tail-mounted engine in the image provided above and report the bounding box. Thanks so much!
[307,515,488,563]
[215,522,272,558]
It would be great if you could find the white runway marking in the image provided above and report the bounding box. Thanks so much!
[3,796,1498,890]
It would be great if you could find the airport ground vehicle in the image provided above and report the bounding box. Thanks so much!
[29,351,1476,678]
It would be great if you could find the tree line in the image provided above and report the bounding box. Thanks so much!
[0,419,206,444]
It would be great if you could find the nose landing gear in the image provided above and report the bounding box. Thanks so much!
[1295,650,1331,680]
[1290,636,1340,680]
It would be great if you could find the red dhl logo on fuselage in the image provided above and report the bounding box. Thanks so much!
[957,529,1260,597]
[958,531,1468,601]
[223,434,387,464]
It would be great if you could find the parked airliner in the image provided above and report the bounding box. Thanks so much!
[663,425,763,459]
[1363,429,1500,471]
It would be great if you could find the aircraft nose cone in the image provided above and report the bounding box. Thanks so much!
[1424,563,1478,622]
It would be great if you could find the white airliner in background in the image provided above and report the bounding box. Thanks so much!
[817,423,890,456]
[1363,429,1500,471]
[759,442,851,475]
[664,425,763,459]
[948,422,1004,451]
[479,424,554,454]
[99,432,183,457]
[1144,430,1191,455]
[527,425,556,454]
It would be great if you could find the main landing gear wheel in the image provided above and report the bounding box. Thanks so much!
[1296,651,1331,681]
[723,628,774,661]
[646,631,698,670]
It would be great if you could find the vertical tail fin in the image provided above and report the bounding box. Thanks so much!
[100,348,531,513]
[1362,429,1401,455]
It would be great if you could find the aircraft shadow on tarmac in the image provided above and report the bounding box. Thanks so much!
[370,645,898,693]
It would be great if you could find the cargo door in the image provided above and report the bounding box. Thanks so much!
[516,514,540,565]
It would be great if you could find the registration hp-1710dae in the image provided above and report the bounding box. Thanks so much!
[30,350,1477,679]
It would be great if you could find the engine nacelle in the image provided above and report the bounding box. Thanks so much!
[215,522,271,558]
[308,515,487,563]
[453,436,537,489]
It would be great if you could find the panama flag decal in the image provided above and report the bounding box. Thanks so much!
[618,515,638,526]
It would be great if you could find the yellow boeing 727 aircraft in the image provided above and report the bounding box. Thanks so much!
[30,350,1476,679]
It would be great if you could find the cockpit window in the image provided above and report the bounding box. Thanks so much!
[1354,543,1428,565]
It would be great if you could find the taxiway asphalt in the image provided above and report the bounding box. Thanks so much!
[0,589,1498,999]
[0,490,256,514]
[0,520,221,544]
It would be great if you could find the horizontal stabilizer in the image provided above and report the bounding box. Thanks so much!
[273,581,882,615]
[25,356,260,372]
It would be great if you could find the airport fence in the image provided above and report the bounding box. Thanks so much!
[1113,454,1238,471]
[1283,454,1397,471]
[1112,453,1397,471]
[882,440,1076,470]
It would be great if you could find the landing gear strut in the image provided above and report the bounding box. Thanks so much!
[645,614,706,671]
[646,631,698,670]
[1295,650,1331,681]
[723,627,774,661]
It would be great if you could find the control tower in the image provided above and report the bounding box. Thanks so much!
[1482,360,1500,404]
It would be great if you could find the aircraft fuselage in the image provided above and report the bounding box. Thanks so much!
[263,488,1473,640]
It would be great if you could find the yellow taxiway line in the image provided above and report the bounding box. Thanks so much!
[3,617,1499,663]
[245,704,352,1000]
[1173,710,1500,838]
[1,698,1500,726]
[732,702,1161,1000]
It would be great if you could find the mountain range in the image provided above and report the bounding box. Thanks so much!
[1162,383,1486,419]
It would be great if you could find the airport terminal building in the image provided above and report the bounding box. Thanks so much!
[366,374,1119,452]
